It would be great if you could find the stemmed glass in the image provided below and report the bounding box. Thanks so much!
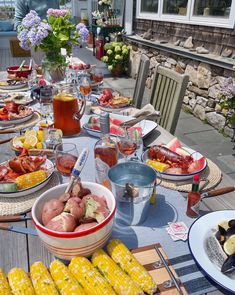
[55,143,78,181]
[91,67,104,93]
[117,128,139,161]
[79,75,92,100]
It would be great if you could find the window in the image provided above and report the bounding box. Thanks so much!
[136,0,235,28]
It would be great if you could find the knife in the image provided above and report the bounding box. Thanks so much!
[201,186,235,199]
[0,214,31,222]
[0,223,38,236]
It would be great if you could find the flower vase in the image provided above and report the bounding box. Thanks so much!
[111,64,123,77]
[42,51,67,82]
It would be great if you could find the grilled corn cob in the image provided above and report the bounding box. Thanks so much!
[30,261,59,295]
[50,260,86,295]
[92,249,144,295]
[15,170,47,190]
[8,267,35,295]
[69,256,116,295]
[107,239,157,295]
[0,268,11,295]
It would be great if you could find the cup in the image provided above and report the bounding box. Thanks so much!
[40,86,54,121]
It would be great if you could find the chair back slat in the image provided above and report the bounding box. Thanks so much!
[149,66,189,134]
[133,54,150,109]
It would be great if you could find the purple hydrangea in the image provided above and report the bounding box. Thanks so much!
[220,78,235,101]
[76,23,86,31]
[76,24,89,42]
[21,10,41,28]
[47,8,70,17]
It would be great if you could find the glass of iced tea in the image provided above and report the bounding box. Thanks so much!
[55,143,78,178]
[79,75,92,100]
[53,84,85,136]
[117,128,138,161]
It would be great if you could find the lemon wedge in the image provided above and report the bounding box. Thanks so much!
[37,130,44,142]
[25,129,37,138]
[223,235,235,256]
[12,136,23,148]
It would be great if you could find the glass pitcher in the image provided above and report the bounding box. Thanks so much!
[53,84,85,136]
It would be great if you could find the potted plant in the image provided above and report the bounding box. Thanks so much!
[219,77,235,128]
[101,42,130,76]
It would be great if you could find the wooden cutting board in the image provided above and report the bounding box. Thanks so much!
[131,243,188,294]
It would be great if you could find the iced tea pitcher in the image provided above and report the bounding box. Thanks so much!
[53,84,85,136]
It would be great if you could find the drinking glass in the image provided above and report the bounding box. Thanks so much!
[117,128,138,161]
[91,67,104,93]
[55,143,78,179]
[79,75,92,100]
[40,86,54,121]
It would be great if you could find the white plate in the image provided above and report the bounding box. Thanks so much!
[142,147,207,181]
[82,113,157,139]
[0,108,34,126]
[0,81,28,90]
[188,210,235,293]
[0,92,33,107]
[0,158,54,198]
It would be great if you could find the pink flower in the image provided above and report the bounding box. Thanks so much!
[47,9,70,17]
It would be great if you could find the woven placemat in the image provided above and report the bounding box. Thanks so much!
[0,173,60,216]
[160,159,222,192]
[0,112,41,134]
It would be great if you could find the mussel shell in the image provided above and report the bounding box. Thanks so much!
[221,253,235,274]
[228,219,235,229]
[215,225,227,245]
[226,227,235,238]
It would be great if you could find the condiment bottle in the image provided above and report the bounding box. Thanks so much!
[94,112,118,189]
[186,175,201,218]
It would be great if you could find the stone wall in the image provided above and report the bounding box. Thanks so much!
[127,43,235,138]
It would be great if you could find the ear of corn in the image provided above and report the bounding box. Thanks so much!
[92,249,144,295]
[69,256,116,295]
[0,268,11,295]
[30,261,59,295]
[15,170,47,190]
[8,267,35,295]
[49,260,86,295]
[107,239,157,295]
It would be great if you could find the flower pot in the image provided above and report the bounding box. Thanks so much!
[111,64,123,77]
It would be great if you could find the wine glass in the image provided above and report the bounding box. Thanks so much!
[40,86,54,122]
[117,128,138,161]
[79,75,92,100]
[91,67,104,93]
[55,143,78,181]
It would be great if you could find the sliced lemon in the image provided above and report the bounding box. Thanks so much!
[12,136,23,148]
[36,142,43,149]
[37,130,44,142]
[24,129,37,138]
[23,142,32,150]
[54,129,63,139]
[223,235,235,256]
[24,135,38,148]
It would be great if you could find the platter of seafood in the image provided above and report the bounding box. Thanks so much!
[188,210,235,293]
[0,150,54,198]
[97,88,132,110]
[142,137,207,180]
[0,79,27,90]
[0,102,33,125]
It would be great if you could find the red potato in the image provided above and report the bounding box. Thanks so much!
[74,222,98,232]
[45,212,77,232]
[164,167,183,174]
[64,197,85,220]
[42,199,65,226]
[71,180,91,198]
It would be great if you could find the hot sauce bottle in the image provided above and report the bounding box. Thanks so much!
[186,175,201,218]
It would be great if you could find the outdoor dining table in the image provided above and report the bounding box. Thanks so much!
[0,74,235,294]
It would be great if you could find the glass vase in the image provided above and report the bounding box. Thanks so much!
[42,51,67,82]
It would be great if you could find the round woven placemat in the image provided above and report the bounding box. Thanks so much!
[160,159,222,192]
[0,173,60,216]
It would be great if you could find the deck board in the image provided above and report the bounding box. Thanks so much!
[0,48,31,71]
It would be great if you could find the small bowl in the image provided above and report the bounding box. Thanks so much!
[7,65,32,78]
[31,182,116,260]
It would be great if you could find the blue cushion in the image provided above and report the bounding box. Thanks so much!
[0,20,14,31]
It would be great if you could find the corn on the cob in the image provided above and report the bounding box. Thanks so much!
[0,268,11,295]
[92,249,144,295]
[49,260,86,295]
[30,261,59,295]
[69,256,116,295]
[8,267,35,295]
[107,239,157,295]
[15,170,47,190]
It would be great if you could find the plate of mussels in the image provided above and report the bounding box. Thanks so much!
[188,210,235,293]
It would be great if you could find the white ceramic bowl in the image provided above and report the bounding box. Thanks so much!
[32,182,116,260]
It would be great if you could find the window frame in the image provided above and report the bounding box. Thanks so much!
[136,0,235,28]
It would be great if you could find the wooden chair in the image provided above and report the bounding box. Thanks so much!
[149,66,189,134]
[133,54,150,109]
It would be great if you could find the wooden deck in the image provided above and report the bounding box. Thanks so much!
[0,48,31,71]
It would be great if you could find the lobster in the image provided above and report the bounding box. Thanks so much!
[148,145,193,173]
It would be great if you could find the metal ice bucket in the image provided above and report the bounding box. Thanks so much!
[108,161,158,226]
